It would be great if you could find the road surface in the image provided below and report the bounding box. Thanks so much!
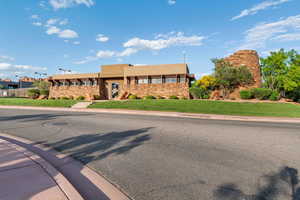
[0,108,300,200]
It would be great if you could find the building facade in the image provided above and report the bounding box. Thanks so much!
[48,64,195,100]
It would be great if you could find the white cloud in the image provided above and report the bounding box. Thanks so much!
[96,50,116,58]
[32,22,43,26]
[14,65,47,71]
[46,26,61,35]
[73,41,80,45]
[238,14,300,50]
[58,29,78,38]
[59,19,68,25]
[31,15,39,19]
[0,63,12,70]
[118,48,139,57]
[46,18,59,26]
[49,0,95,10]
[168,0,176,5]
[96,34,109,42]
[46,26,78,39]
[272,33,300,41]
[232,0,291,21]
[0,55,14,62]
[75,32,206,64]
[124,32,205,51]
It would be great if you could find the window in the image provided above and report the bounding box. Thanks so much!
[165,76,177,83]
[138,77,148,84]
[151,77,162,84]
[179,75,186,83]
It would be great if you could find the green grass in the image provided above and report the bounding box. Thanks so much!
[0,98,78,108]
[89,100,300,118]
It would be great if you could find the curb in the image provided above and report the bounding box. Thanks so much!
[0,133,131,200]
[0,136,84,200]
[1,105,300,124]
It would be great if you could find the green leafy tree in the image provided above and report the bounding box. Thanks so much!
[33,80,50,90]
[0,84,5,90]
[212,59,254,98]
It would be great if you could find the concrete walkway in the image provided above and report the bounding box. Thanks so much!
[71,101,93,109]
[0,138,83,200]
[0,133,131,200]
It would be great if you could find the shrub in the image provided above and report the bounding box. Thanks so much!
[251,88,272,100]
[69,96,74,100]
[76,96,85,100]
[269,91,280,101]
[49,97,56,100]
[61,96,70,100]
[93,95,101,100]
[189,87,210,99]
[144,95,156,100]
[40,89,49,96]
[157,96,165,99]
[27,89,40,99]
[240,90,253,99]
[169,95,179,100]
[128,94,138,100]
[181,96,188,100]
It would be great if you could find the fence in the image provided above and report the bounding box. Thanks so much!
[0,88,34,97]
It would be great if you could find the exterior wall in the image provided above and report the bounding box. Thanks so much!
[100,78,124,100]
[123,81,190,98]
[49,85,100,100]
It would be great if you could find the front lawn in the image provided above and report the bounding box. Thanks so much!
[89,100,300,118]
[0,98,78,108]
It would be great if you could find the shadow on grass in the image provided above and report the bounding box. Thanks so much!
[214,166,300,200]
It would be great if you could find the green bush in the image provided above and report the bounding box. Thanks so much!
[169,95,179,100]
[27,89,40,99]
[144,95,156,100]
[251,88,272,100]
[240,90,253,99]
[128,94,138,100]
[269,91,280,101]
[181,96,188,100]
[76,96,85,100]
[61,96,70,100]
[93,95,101,100]
[157,96,165,99]
[40,89,49,96]
[189,87,210,99]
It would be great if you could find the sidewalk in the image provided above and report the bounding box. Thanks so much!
[0,138,83,200]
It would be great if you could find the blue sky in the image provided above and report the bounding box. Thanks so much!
[0,0,300,80]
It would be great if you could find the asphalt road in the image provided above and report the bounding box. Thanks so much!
[1,108,300,200]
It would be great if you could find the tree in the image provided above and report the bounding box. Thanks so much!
[212,59,254,98]
[33,80,50,90]
[0,84,5,90]
[195,75,216,90]
[260,49,292,93]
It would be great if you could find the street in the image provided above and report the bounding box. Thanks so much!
[0,108,300,200]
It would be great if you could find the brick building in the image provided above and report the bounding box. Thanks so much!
[48,64,195,100]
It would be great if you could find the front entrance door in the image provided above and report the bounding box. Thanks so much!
[111,83,119,99]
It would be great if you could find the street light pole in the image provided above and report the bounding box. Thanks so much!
[58,67,72,74]
[15,75,22,89]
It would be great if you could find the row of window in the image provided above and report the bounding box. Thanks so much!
[53,80,98,87]
[131,76,186,85]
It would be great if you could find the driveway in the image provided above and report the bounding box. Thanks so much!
[0,108,300,200]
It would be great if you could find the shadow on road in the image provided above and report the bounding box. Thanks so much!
[214,166,300,200]
[0,113,94,123]
[44,127,153,164]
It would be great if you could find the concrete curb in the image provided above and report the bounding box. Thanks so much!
[0,133,131,200]
[1,105,300,124]
[0,136,84,200]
